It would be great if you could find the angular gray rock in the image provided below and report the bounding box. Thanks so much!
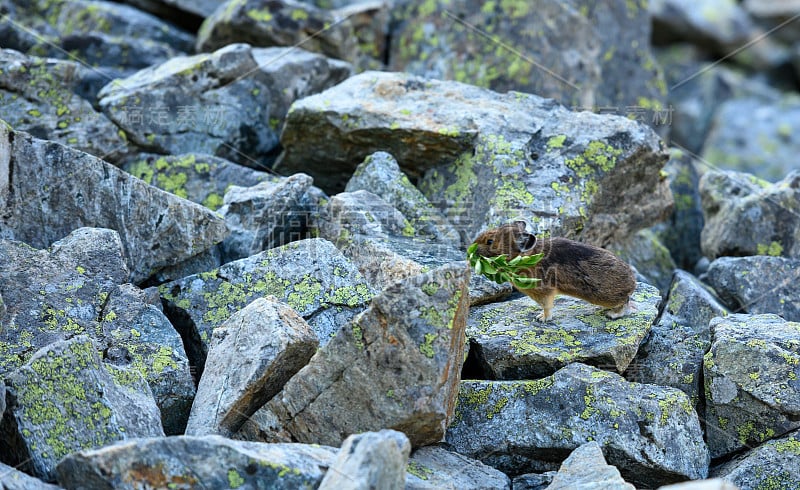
[159,238,374,373]
[56,435,337,490]
[405,445,511,490]
[545,442,635,490]
[446,363,709,487]
[700,170,800,259]
[711,429,800,489]
[185,296,318,437]
[467,283,661,380]
[704,314,800,458]
[0,125,229,283]
[242,263,470,447]
[0,462,62,490]
[608,229,677,294]
[390,0,666,120]
[705,256,800,322]
[318,430,410,490]
[512,473,555,490]
[277,71,671,246]
[626,270,728,407]
[1,336,164,482]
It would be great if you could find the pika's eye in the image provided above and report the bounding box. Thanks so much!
[486,239,493,245]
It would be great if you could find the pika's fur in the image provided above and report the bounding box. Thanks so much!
[472,221,636,321]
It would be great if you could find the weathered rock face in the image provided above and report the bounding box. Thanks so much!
[185,296,318,437]
[277,71,672,246]
[405,445,511,490]
[0,49,129,162]
[466,283,661,380]
[626,270,728,407]
[159,238,374,374]
[705,256,800,321]
[700,170,800,259]
[242,263,470,448]
[545,442,635,490]
[1,336,164,482]
[0,126,229,283]
[390,0,666,120]
[703,314,800,458]
[56,435,337,490]
[0,462,62,489]
[711,429,800,489]
[608,229,677,294]
[447,363,709,487]
[659,479,742,490]
[318,430,410,490]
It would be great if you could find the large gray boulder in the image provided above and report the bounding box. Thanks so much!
[446,363,710,487]
[466,283,661,379]
[405,445,511,490]
[711,429,800,489]
[704,314,800,458]
[545,442,635,490]
[56,436,337,490]
[0,125,228,283]
[241,263,470,448]
[1,336,164,482]
[318,430,410,490]
[705,256,800,321]
[185,296,318,437]
[700,170,800,259]
[277,71,672,247]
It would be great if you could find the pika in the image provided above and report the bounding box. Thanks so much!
[472,221,636,322]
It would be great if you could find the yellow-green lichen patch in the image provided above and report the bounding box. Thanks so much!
[419,333,437,358]
[246,9,273,22]
[565,140,624,178]
[227,469,245,488]
[406,460,434,480]
[757,241,784,257]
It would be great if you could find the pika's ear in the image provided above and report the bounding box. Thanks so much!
[512,220,527,232]
[519,232,536,252]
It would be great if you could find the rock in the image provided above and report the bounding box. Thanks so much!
[659,479,741,490]
[512,473,555,490]
[703,314,800,458]
[277,71,672,246]
[0,49,129,162]
[318,430,410,490]
[345,152,460,243]
[405,445,511,490]
[701,97,800,182]
[446,363,709,487]
[699,170,800,259]
[466,283,660,380]
[626,270,728,407]
[1,336,164,482]
[159,238,374,375]
[705,256,800,321]
[122,153,275,210]
[196,0,366,66]
[711,429,800,489]
[0,126,229,283]
[544,442,635,490]
[121,0,224,19]
[390,0,666,121]
[242,263,469,447]
[0,462,62,490]
[185,296,318,437]
[55,435,337,489]
[218,173,314,262]
[608,229,677,294]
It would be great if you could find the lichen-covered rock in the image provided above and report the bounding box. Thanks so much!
[711,429,800,489]
[185,297,318,437]
[56,435,337,490]
[466,283,660,380]
[1,336,164,482]
[447,363,709,487]
[0,462,62,489]
[405,445,511,490]
[242,263,469,447]
[0,49,129,161]
[705,256,800,321]
[608,229,677,294]
[122,153,275,210]
[545,442,635,490]
[390,0,666,120]
[703,314,800,458]
[159,238,374,373]
[277,71,671,246]
[626,270,728,408]
[0,126,229,283]
[218,173,314,262]
[318,430,410,490]
[700,170,800,259]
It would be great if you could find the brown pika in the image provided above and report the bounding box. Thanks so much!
[472,221,636,322]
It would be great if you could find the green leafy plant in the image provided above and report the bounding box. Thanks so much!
[467,243,543,289]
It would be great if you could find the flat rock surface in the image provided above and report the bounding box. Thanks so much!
[405,444,511,490]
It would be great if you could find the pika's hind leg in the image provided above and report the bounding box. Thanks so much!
[522,289,556,322]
